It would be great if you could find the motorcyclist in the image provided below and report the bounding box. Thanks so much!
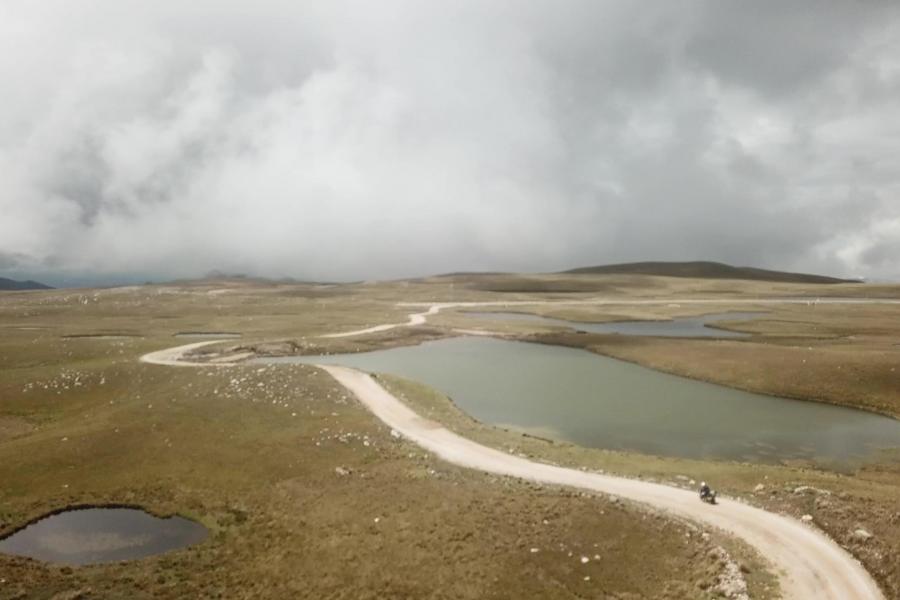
[699,481,711,498]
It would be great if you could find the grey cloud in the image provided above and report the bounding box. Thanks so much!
[686,2,888,97]
[0,251,31,269]
[1,0,899,283]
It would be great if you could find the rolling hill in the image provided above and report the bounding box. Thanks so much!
[563,261,857,284]
[0,277,54,291]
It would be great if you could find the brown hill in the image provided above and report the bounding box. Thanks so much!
[562,261,857,284]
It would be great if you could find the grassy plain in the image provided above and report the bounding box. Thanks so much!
[0,273,898,598]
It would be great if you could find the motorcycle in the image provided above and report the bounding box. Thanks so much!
[700,488,717,504]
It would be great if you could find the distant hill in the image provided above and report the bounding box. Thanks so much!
[0,277,53,291]
[563,261,858,284]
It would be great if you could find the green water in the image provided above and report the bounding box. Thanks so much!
[260,337,900,466]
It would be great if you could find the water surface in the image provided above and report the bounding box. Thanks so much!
[464,311,765,337]
[260,337,900,467]
[174,332,242,339]
[0,508,208,565]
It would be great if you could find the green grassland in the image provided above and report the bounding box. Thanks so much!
[1,273,898,598]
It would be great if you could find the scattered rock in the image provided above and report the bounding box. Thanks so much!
[50,590,90,600]
[851,529,873,542]
[390,429,401,439]
[793,485,831,496]
[753,483,765,493]
[801,514,813,523]
[580,556,589,564]
[709,546,750,600]
[248,340,304,356]
[334,466,351,476]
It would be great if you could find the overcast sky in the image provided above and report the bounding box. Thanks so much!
[2,1,899,284]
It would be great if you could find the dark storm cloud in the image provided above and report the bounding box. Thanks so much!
[2,0,899,282]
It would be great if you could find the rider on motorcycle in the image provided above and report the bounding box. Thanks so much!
[699,481,711,498]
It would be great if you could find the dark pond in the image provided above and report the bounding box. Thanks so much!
[0,508,208,565]
[463,310,765,337]
[259,337,900,467]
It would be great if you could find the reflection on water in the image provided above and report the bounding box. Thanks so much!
[0,508,208,565]
[463,311,765,337]
[259,337,900,467]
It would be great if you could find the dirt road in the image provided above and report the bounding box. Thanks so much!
[321,305,440,338]
[323,365,884,600]
[141,312,888,599]
[322,298,900,338]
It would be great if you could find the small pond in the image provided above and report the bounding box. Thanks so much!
[258,337,900,467]
[0,508,208,565]
[463,311,765,338]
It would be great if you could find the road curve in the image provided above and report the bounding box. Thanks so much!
[139,327,886,599]
[139,341,220,366]
[323,297,900,338]
[321,365,884,600]
[321,305,440,338]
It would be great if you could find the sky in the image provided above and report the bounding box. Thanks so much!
[2,1,900,285]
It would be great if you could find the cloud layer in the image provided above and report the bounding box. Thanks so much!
[2,1,899,282]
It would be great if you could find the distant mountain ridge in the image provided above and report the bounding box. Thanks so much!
[563,261,858,284]
[0,277,54,291]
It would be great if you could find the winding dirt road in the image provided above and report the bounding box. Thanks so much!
[322,297,900,338]
[321,305,441,338]
[141,299,892,599]
[323,365,883,600]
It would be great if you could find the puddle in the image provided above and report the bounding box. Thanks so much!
[0,507,208,565]
[174,332,242,339]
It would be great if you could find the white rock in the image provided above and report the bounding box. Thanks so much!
[753,484,765,492]
[580,556,589,563]
[801,514,813,523]
[852,529,873,542]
